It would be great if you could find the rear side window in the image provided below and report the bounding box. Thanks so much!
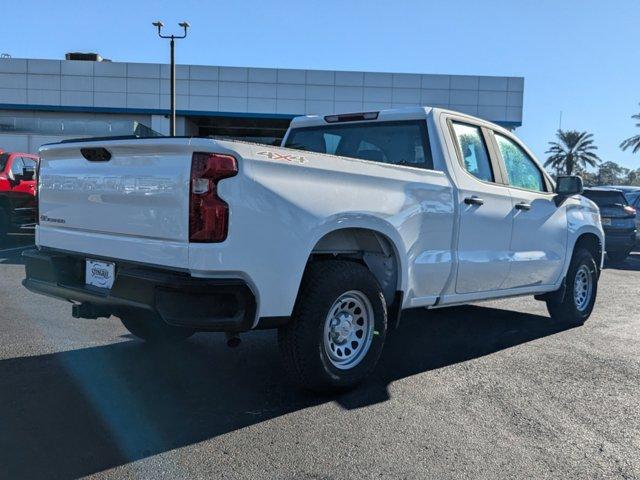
[583,190,628,207]
[451,122,494,182]
[495,134,546,192]
[22,157,37,169]
[284,120,433,169]
[624,191,639,206]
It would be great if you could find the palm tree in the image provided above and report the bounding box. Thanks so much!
[545,130,601,176]
[620,104,640,154]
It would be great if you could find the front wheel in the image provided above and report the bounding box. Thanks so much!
[546,248,598,325]
[278,260,388,393]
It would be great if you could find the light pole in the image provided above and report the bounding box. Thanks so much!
[153,20,189,136]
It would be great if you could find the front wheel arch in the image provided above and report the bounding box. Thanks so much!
[573,232,603,274]
[536,233,602,304]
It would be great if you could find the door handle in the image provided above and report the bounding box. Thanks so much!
[515,202,532,211]
[464,196,484,206]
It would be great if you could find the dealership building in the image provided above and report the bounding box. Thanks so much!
[0,56,524,151]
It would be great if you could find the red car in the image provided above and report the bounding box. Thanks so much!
[0,150,39,238]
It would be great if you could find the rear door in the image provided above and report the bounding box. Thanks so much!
[449,120,514,294]
[491,132,566,288]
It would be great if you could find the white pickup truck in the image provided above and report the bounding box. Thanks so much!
[23,107,604,392]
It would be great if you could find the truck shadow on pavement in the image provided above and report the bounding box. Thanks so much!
[0,233,34,265]
[0,304,577,479]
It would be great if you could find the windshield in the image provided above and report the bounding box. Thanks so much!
[582,190,628,207]
[284,120,434,169]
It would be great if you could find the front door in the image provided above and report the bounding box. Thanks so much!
[450,121,514,294]
[492,133,566,288]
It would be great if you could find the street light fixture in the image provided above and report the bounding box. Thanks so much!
[153,20,189,136]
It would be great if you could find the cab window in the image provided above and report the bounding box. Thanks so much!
[451,122,494,182]
[495,134,546,192]
[285,120,433,169]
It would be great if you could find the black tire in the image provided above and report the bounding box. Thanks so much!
[607,250,629,263]
[278,260,387,393]
[119,310,195,343]
[546,248,598,325]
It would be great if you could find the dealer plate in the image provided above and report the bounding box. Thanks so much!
[85,259,115,290]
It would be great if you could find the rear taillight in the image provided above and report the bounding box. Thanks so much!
[624,205,636,216]
[189,152,238,242]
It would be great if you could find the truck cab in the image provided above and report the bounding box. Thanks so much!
[283,108,602,304]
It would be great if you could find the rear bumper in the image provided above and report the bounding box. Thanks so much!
[22,248,258,332]
[604,228,636,252]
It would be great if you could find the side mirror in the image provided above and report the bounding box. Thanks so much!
[18,166,35,182]
[555,175,583,196]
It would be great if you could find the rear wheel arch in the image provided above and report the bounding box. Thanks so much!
[305,227,404,307]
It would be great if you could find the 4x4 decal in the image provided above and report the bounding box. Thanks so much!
[257,151,307,164]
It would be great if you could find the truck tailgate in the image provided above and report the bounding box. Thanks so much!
[37,138,194,267]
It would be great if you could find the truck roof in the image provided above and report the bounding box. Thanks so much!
[289,106,433,129]
[287,105,515,136]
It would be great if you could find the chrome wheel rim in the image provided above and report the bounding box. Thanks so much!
[573,265,593,312]
[323,290,374,370]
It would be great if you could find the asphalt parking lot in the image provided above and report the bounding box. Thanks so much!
[1,234,639,480]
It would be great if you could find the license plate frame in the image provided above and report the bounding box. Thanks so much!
[85,259,116,290]
[601,217,612,226]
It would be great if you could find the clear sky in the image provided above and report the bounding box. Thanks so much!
[2,0,639,169]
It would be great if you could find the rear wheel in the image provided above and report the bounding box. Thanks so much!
[546,248,598,325]
[278,260,387,393]
[119,311,195,343]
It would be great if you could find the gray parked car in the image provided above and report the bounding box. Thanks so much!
[622,190,640,246]
[603,186,640,246]
[583,188,637,261]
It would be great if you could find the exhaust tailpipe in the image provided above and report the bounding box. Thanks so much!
[225,332,241,348]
